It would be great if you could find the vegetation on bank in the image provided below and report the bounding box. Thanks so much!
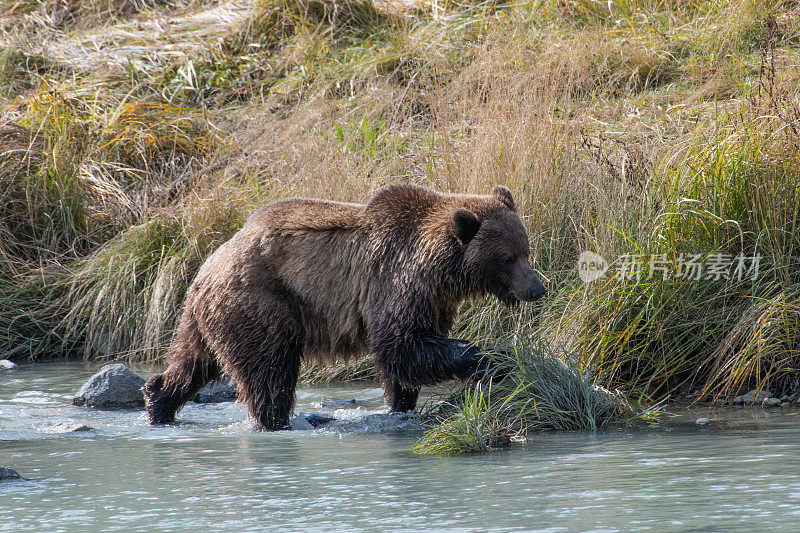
[2,0,799,450]
[411,341,633,455]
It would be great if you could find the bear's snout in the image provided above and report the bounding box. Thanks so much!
[515,281,547,302]
[510,264,547,302]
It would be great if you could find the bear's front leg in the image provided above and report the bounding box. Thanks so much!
[472,350,513,382]
[374,334,489,407]
[383,379,420,412]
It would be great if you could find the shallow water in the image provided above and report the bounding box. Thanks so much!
[3,363,800,532]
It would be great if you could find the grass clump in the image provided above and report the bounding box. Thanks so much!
[57,196,247,361]
[411,384,499,455]
[0,189,255,361]
[502,343,627,432]
[0,45,58,99]
[154,0,403,106]
[0,87,222,264]
[411,341,630,455]
[2,0,177,33]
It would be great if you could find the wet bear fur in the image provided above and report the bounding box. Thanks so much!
[143,184,546,429]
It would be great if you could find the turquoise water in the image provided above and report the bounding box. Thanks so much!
[3,362,800,532]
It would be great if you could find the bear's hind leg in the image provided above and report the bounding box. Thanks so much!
[144,320,220,425]
[204,301,304,431]
[236,349,301,430]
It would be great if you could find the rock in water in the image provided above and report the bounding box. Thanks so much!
[0,359,17,371]
[0,467,24,481]
[38,422,94,434]
[312,399,357,409]
[193,380,237,403]
[305,413,336,428]
[762,397,782,408]
[290,413,314,430]
[732,390,772,406]
[73,364,146,409]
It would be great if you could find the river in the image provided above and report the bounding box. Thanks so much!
[2,362,800,531]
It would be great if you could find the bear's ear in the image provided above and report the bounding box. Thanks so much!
[453,209,481,245]
[492,185,516,212]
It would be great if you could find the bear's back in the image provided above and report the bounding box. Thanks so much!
[244,197,366,235]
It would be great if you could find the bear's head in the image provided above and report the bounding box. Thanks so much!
[454,186,547,305]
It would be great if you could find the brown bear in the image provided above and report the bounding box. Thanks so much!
[143,184,546,429]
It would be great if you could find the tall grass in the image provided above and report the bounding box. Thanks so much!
[0,75,226,359]
[58,196,247,361]
[1,88,221,263]
[552,88,800,401]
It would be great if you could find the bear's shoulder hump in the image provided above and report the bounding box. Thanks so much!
[365,184,440,214]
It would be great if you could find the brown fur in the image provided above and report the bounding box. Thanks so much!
[143,184,546,429]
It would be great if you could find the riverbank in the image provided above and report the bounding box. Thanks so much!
[2,0,800,438]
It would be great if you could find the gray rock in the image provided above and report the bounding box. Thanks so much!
[0,467,24,481]
[193,380,237,403]
[305,413,336,427]
[696,417,710,425]
[733,390,772,405]
[0,359,17,370]
[290,413,314,430]
[312,398,357,409]
[73,363,145,409]
[762,397,782,408]
[38,422,93,434]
